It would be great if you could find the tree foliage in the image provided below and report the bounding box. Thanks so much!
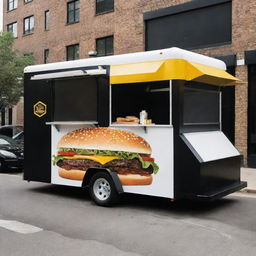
[0,32,34,110]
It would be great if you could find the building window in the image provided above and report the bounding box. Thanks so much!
[145,0,232,51]
[44,49,49,64]
[24,0,33,3]
[45,10,49,30]
[7,22,17,37]
[96,0,114,14]
[24,15,34,35]
[67,0,80,24]
[66,44,79,61]
[96,36,113,56]
[7,0,17,11]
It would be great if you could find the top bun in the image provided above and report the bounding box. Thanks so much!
[57,128,152,155]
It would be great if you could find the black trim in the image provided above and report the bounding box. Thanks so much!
[24,75,52,183]
[245,50,256,65]
[109,172,124,194]
[192,181,247,201]
[97,76,110,127]
[144,0,231,21]
[215,54,237,67]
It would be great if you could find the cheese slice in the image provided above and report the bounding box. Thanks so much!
[63,155,120,165]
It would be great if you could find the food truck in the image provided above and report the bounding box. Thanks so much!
[24,47,246,206]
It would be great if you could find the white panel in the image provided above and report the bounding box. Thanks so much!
[51,125,174,198]
[25,47,226,73]
[237,59,245,66]
[31,69,106,80]
[116,127,174,198]
[184,131,239,162]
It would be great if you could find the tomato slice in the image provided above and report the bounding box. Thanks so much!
[141,156,154,162]
[58,151,76,156]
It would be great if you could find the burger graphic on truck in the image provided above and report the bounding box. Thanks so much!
[53,127,159,185]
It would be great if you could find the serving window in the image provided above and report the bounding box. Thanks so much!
[111,81,170,125]
[53,77,98,121]
[182,82,220,131]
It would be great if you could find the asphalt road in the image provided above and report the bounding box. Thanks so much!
[0,173,256,256]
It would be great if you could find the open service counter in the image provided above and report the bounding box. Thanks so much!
[24,47,246,206]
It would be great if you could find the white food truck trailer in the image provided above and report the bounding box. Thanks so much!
[24,47,246,206]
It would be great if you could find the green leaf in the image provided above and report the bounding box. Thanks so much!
[52,155,64,165]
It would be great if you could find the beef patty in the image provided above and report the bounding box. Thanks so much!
[57,158,153,176]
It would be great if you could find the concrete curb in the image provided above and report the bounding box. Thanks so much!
[241,188,256,194]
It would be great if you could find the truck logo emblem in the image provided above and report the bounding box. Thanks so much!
[34,101,47,117]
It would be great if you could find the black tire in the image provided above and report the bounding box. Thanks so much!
[89,171,119,207]
[0,160,3,172]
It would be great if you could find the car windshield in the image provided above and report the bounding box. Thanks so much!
[0,125,24,137]
[0,136,15,145]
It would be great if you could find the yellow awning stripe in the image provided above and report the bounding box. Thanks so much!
[110,59,239,86]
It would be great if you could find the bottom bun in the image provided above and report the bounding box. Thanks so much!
[118,174,152,186]
[58,168,153,185]
[58,168,86,181]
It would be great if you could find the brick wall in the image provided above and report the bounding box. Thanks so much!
[3,0,190,62]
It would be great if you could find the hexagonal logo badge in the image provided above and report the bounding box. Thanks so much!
[34,101,47,118]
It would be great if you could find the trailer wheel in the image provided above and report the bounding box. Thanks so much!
[89,172,119,206]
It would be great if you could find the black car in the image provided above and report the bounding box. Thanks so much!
[13,131,24,146]
[0,125,23,138]
[0,135,24,172]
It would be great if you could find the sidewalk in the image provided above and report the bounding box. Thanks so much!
[241,167,256,193]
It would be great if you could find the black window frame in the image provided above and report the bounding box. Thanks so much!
[24,0,33,4]
[96,35,113,57]
[96,0,114,15]
[23,15,34,35]
[66,44,79,61]
[44,49,49,64]
[7,0,17,11]
[181,82,221,133]
[67,0,80,24]
[45,10,49,30]
[7,21,18,37]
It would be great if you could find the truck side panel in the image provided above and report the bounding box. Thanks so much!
[24,74,52,183]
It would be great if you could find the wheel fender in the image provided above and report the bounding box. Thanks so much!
[82,168,124,194]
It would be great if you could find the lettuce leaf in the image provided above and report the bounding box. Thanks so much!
[53,148,159,174]
[52,155,64,165]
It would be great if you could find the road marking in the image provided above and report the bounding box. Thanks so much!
[0,220,43,234]
[180,219,232,240]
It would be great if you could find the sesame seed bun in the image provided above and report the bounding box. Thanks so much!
[58,168,86,180]
[57,128,151,155]
[118,174,152,185]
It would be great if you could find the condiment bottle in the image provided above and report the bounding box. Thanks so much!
[140,110,148,125]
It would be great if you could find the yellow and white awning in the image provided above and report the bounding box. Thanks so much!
[110,59,239,86]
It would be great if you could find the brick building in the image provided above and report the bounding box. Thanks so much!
[3,0,256,167]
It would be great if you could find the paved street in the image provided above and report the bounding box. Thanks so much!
[0,173,256,256]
